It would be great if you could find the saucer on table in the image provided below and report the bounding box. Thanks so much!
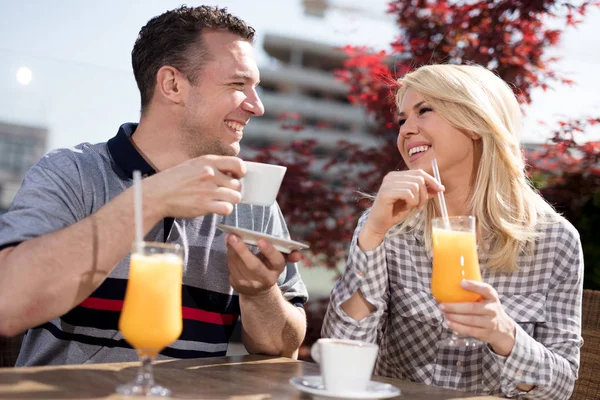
[289,376,401,400]
[216,224,309,254]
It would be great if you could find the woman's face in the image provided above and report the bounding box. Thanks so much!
[397,88,480,186]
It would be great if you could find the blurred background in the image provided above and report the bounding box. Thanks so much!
[1,0,599,358]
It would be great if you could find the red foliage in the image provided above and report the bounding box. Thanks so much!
[343,0,597,124]
[249,0,600,270]
[525,118,600,180]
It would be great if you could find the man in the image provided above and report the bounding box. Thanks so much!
[0,5,308,366]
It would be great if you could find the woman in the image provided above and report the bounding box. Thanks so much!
[322,64,583,399]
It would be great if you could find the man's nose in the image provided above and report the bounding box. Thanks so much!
[243,89,265,117]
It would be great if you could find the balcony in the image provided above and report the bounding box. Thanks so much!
[260,65,348,96]
[259,91,368,130]
[243,118,380,149]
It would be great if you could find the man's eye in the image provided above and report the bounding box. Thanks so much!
[232,82,245,88]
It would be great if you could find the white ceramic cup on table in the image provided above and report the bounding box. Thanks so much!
[240,161,287,206]
[310,338,379,394]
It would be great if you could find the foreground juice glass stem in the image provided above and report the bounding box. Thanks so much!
[117,241,183,397]
[431,216,483,347]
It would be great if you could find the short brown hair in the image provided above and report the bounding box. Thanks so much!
[132,5,255,112]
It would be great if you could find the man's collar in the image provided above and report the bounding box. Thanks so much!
[107,123,156,179]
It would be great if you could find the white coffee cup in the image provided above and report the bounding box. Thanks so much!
[311,338,379,394]
[240,162,287,206]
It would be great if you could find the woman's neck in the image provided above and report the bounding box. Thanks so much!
[433,166,474,217]
[437,184,472,217]
[434,145,480,217]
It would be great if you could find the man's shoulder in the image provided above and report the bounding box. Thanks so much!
[36,141,109,174]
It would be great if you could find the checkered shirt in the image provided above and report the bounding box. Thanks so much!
[322,211,584,399]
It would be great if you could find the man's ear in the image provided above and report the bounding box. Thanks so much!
[155,66,188,104]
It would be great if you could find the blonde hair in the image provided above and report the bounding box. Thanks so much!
[392,64,557,272]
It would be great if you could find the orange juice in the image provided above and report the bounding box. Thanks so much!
[431,228,482,303]
[119,253,183,356]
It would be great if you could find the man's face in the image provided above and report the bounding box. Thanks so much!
[180,30,264,157]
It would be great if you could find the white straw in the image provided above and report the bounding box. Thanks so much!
[133,170,143,253]
[431,159,450,228]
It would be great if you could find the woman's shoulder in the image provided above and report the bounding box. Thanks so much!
[537,212,580,246]
[529,213,583,285]
[533,214,582,273]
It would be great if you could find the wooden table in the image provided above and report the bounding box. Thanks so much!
[0,355,500,399]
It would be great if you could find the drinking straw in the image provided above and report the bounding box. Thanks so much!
[431,158,450,228]
[133,170,143,253]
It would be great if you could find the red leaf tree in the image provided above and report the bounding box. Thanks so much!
[526,117,600,289]
[251,0,600,282]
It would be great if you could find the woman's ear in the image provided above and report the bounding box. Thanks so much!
[470,132,482,141]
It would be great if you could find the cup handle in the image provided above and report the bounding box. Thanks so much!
[239,177,245,199]
[310,342,321,363]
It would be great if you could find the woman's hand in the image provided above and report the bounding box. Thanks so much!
[359,169,444,251]
[440,280,516,356]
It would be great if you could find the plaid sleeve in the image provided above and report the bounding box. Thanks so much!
[495,221,584,399]
[321,213,389,344]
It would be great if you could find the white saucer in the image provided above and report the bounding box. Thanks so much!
[217,224,310,254]
[289,376,401,400]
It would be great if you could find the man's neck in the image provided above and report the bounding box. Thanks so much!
[131,115,189,172]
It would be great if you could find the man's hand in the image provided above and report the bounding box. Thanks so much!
[440,280,516,357]
[145,155,246,219]
[225,234,305,357]
[225,234,300,296]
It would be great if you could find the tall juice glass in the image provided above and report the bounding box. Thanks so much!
[117,242,183,397]
[431,216,482,347]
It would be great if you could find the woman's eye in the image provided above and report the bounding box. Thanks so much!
[397,118,406,127]
[419,107,432,115]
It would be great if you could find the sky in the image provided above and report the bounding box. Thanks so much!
[0,0,599,150]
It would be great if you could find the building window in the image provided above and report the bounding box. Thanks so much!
[0,138,33,173]
[303,0,328,18]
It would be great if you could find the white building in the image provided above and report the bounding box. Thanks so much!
[242,32,377,154]
[0,122,47,213]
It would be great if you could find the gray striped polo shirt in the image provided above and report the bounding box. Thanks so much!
[0,122,308,366]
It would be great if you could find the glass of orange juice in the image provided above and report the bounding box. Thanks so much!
[431,216,482,347]
[117,242,183,397]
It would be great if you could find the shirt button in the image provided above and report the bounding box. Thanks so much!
[356,271,364,277]
[456,361,462,367]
